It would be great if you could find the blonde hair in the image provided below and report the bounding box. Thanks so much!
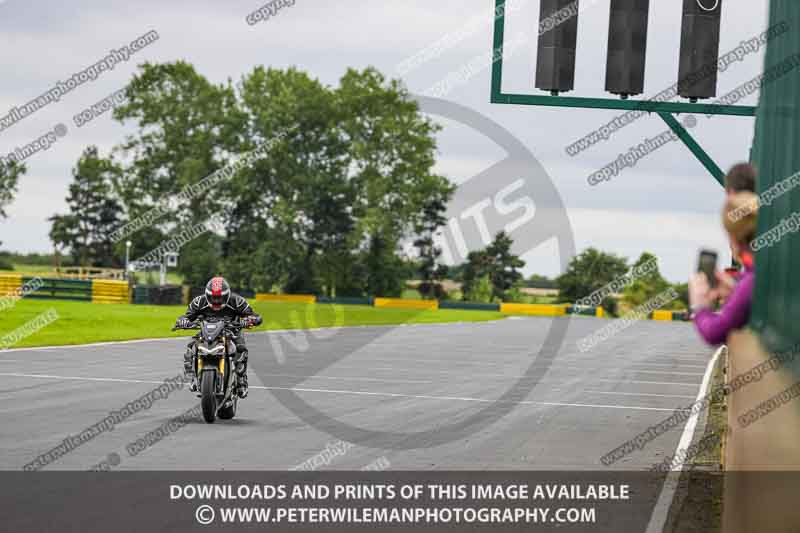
[723,191,758,244]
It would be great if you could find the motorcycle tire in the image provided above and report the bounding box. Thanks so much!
[200,371,217,424]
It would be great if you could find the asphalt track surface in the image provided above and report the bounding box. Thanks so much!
[0,316,712,471]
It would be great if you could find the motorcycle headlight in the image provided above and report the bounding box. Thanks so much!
[197,345,225,356]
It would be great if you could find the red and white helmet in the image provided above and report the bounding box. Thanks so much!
[205,277,231,311]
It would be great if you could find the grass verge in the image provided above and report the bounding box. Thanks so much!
[666,349,727,533]
[0,298,505,349]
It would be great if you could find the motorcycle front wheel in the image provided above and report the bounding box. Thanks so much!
[200,371,217,423]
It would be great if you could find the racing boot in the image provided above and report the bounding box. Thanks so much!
[234,349,249,398]
[237,372,248,399]
[184,343,198,392]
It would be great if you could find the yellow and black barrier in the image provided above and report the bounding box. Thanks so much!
[0,274,130,304]
[0,274,22,295]
[91,280,130,304]
[500,303,567,316]
[374,298,438,311]
[255,293,316,304]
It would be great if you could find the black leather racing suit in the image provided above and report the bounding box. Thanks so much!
[178,293,262,392]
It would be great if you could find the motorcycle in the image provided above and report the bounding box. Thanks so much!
[173,316,248,423]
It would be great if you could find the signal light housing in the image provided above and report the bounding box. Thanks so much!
[677,0,722,101]
[605,0,650,98]
[535,0,580,95]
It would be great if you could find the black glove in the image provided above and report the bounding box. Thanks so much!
[176,317,192,328]
[243,316,261,328]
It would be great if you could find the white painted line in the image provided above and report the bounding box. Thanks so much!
[582,390,696,399]
[0,337,184,352]
[561,359,708,369]
[628,363,708,369]
[592,378,701,387]
[0,372,169,385]
[0,371,676,411]
[264,373,432,384]
[360,356,703,376]
[645,345,724,533]
[618,369,704,376]
[362,357,704,376]
[292,363,702,387]
[257,385,677,412]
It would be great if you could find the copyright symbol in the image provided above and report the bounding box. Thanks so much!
[195,505,214,525]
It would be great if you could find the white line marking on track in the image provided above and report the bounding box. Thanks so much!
[582,390,696,399]
[645,345,723,533]
[627,363,708,369]
[592,378,700,387]
[360,357,704,376]
[264,373,433,384]
[289,363,702,387]
[0,372,168,385]
[258,385,678,412]
[0,372,677,412]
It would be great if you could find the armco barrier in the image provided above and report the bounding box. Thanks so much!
[27,278,92,302]
[0,275,130,303]
[373,298,438,311]
[132,285,182,305]
[500,303,567,316]
[438,301,501,311]
[255,293,316,304]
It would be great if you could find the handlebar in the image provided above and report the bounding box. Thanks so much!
[172,318,252,331]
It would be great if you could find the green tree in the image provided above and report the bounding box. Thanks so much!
[526,274,556,289]
[178,233,223,288]
[673,282,689,310]
[622,252,671,307]
[48,147,123,267]
[461,250,492,301]
[105,63,453,296]
[0,160,26,249]
[486,231,524,301]
[0,161,24,220]
[336,68,452,296]
[414,197,450,299]
[460,232,525,302]
[465,274,493,303]
[556,248,629,303]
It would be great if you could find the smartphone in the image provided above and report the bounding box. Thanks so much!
[698,249,718,288]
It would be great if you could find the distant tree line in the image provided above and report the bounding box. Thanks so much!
[33,62,689,311]
[46,63,452,296]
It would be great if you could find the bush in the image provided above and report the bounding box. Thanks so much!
[465,275,493,303]
[0,258,12,270]
[504,286,531,303]
[601,296,619,318]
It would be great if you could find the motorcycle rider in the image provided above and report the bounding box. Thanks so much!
[175,277,262,398]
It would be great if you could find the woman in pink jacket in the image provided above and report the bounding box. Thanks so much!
[689,191,758,345]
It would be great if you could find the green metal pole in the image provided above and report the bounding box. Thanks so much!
[493,93,756,117]
[658,112,725,185]
[491,0,507,99]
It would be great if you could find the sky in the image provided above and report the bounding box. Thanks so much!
[0,0,771,282]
